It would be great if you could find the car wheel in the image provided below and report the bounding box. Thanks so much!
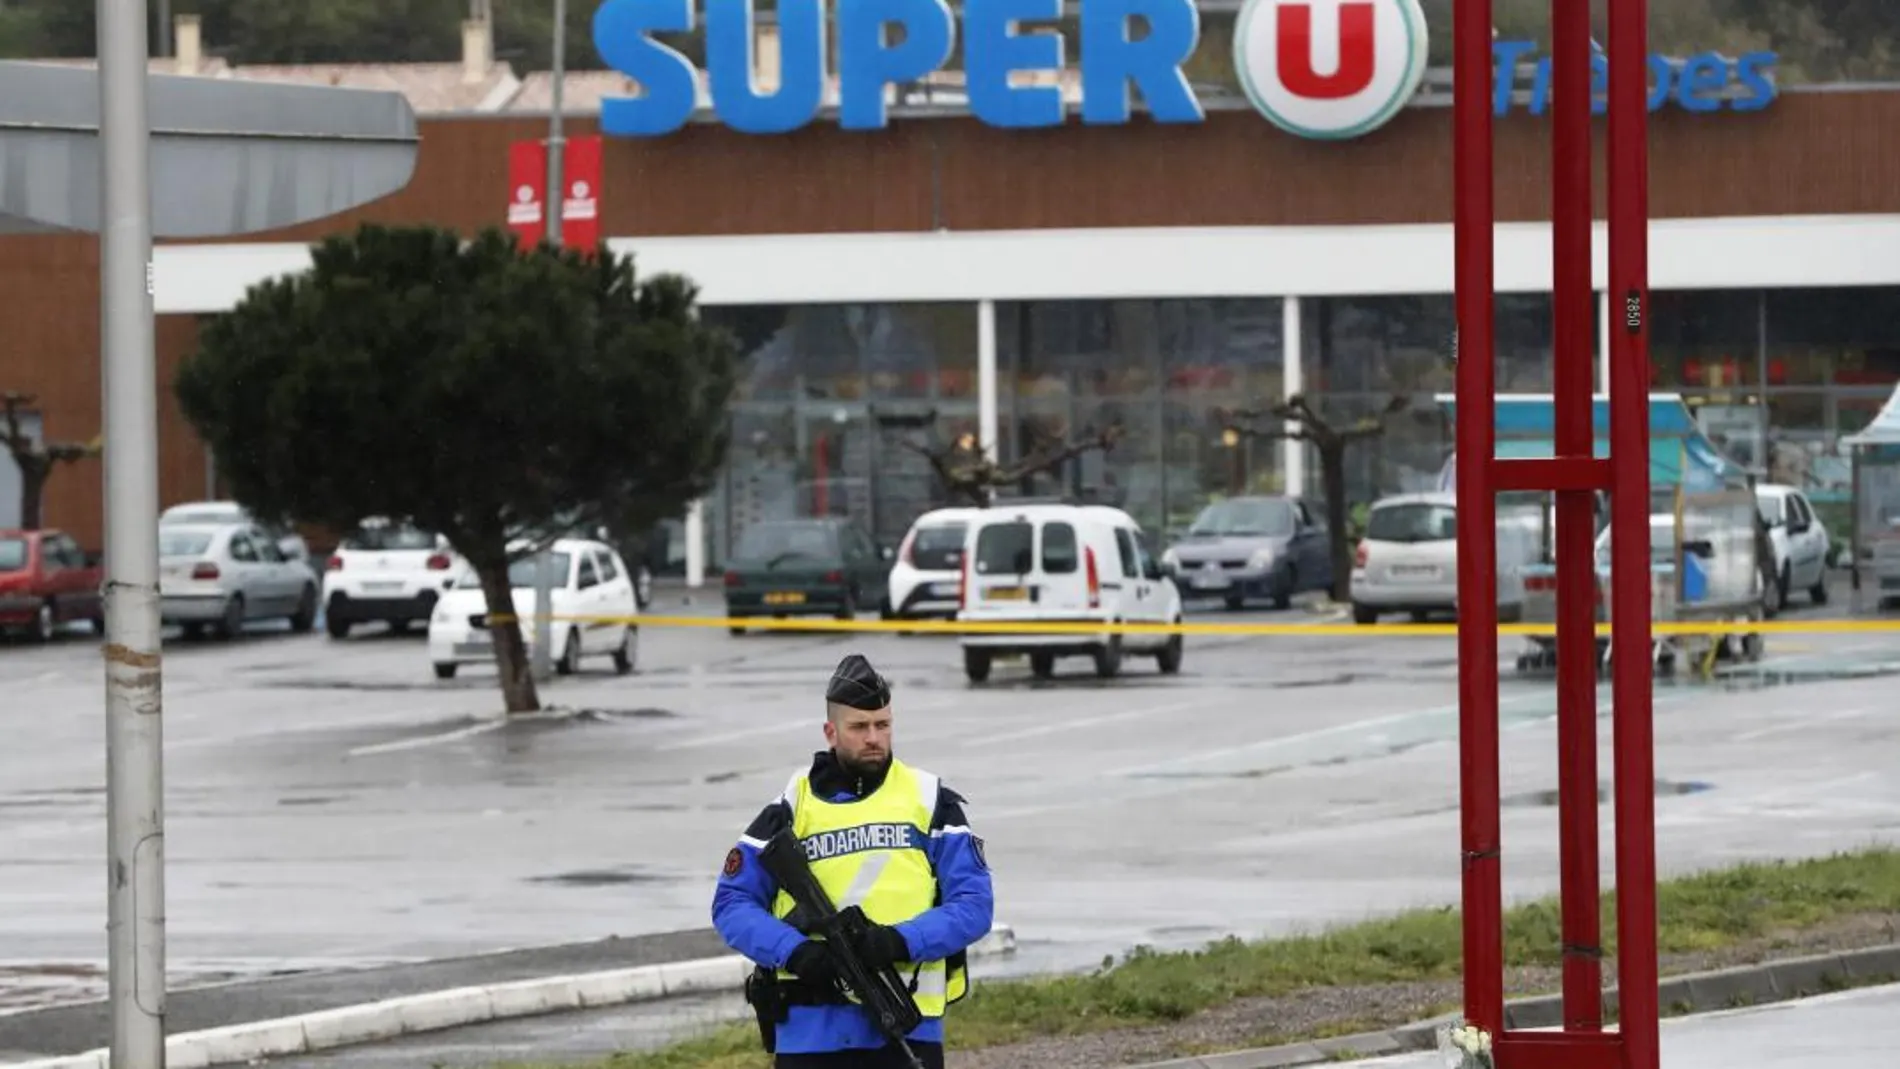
[289,585,317,633]
[1776,564,1791,613]
[963,648,991,683]
[836,587,858,621]
[1093,636,1123,679]
[1271,568,1295,611]
[326,614,352,639]
[216,596,245,641]
[1030,652,1056,679]
[556,628,582,676]
[612,626,636,675]
[1352,603,1379,626]
[1156,629,1184,675]
[28,601,54,643]
[1810,575,1829,605]
[433,663,457,680]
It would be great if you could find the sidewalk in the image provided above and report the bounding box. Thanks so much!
[1310,981,1900,1069]
[0,929,728,1061]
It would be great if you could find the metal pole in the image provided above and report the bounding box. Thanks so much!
[99,0,167,1064]
[157,0,171,57]
[1608,0,1662,1064]
[531,0,567,681]
[1451,0,1503,1040]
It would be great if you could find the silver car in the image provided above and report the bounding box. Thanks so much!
[159,522,320,639]
[1160,496,1334,610]
[160,500,311,567]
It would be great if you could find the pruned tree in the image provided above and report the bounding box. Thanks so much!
[174,223,740,715]
[1223,394,1411,602]
[1,392,101,531]
[897,413,1124,507]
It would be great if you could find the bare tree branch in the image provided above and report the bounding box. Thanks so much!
[3,391,103,530]
[896,416,1122,507]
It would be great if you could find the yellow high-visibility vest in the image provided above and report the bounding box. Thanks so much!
[771,758,969,1016]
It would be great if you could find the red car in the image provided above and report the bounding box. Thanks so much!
[0,528,104,641]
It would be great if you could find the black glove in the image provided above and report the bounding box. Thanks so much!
[854,921,911,967]
[785,940,841,987]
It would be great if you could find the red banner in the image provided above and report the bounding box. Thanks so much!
[506,139,546,246]
[505,136,603,251]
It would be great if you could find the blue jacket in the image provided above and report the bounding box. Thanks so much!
[710,750,995,1054]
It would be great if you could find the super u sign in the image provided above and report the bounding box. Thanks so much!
[1234,0,1430,141]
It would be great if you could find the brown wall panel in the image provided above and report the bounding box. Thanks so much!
[6,88,1900,548]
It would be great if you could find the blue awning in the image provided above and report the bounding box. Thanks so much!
[1433,392,1752,492]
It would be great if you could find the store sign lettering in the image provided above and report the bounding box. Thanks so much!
[592,0,1203,136]
[590,0,1779,138]
[1491,40,1779,116]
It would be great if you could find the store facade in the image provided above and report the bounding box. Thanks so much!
[11,0,1900,570]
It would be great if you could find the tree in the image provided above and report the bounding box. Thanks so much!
[174,223,740,714]
[896,413,1124,508]
[1222,395,1411,602]
[1,392,101,531]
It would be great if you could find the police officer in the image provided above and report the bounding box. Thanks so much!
[712,653,995,1068]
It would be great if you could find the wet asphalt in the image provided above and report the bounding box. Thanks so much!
[1,573,1897,1061]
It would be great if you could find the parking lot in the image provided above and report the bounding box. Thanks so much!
[4,580,1900,1008]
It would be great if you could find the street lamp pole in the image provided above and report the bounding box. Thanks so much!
[531,0,567,681]
[100,0,168,1063]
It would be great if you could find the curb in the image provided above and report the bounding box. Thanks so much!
[3,925,1017,1069]
[1125,943,1900,1069]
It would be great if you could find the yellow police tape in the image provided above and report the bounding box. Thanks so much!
[500,611,1900,639]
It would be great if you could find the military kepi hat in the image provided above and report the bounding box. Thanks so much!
[827,653,891,711]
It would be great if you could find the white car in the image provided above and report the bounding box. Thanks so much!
[1350,492,1532,624]
[955,502,1182,681]
[1754,483,1830,610]
[160,501,310,567]
[321,518,466,638]
[427,537,638,680]
[158,522,320,639]
[882,507,978,620]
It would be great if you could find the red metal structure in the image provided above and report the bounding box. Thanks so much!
[1454,2,1659,1067]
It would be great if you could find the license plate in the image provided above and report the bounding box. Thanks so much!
[363,581,403,593]
[985,586,1026,601]
[1391,565,1440,579]
[454,641,491,656]
[1191,574,1230,590]
[763,591,806,606]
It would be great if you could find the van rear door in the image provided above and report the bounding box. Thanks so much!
[964,515,1095,616]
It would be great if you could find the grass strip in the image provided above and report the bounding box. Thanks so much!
[505,846,1900,1069]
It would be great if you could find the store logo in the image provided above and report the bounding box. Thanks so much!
[1234,0,1429,140]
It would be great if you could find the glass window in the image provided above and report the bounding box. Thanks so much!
[597,550,620,582]
[1187,498,1296,536]
[909,523,966,571]
[1765,287,1900,388]
[1366,502,1458,543]
[998,298,1286,537]
[703,303,978,404]
[159,530,213,557]
[0,536,27,571]
[456,552,574,589]
[256,538,286,563]
[974,521,1034,575]
[1113,527,1139,578]
[1648,290,1761,389]
[342,524,439,551]
[229,536,259,563]
[577,555,599,588]
[732,520,838,562]
[1041,521,1079,574]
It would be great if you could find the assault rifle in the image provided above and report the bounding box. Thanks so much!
[758,827,926,1069]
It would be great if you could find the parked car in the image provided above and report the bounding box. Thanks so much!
[427,537,638,679]
[882,507,977,620]
[158,522,320,639]
[1349,492,1532,624]
[722,517,892,634]
[160,501,311,568]
[1159,495,1332,610]
[1754,482,1830,610]
[956,501,1182,681]
[0,527,103,641]
[321,518,465,638]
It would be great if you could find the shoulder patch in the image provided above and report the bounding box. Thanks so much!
[722,847,744,878]
[972,835,988,871]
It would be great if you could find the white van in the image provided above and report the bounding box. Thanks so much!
[955,502,1183,682]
